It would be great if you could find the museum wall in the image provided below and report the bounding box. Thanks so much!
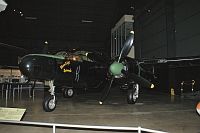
[175,0,200,57]
[135,0,167,58]
[135,0,200,58]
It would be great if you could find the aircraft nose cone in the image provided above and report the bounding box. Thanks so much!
[19,54,56,80]
[19,55,32,77]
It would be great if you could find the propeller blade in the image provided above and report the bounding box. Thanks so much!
[128,73,154,89]
[99,78,114,104]
[122,70,154,88]
[118,31,134,62]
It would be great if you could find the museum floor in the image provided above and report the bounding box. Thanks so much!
[0,87,200,133]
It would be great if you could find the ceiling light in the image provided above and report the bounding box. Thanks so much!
[26,64,30,68]
[81,20,93,23]
[25,16,38,20]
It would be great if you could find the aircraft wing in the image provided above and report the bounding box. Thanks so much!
[25,54,65,60]
[137,56,200,67]
[127,56,200,83]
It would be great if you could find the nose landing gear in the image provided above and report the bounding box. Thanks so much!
[43,80,56,112]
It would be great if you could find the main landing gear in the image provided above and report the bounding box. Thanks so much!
[127,83,139,104]
[62,86,74,98]
[43,80,56,112]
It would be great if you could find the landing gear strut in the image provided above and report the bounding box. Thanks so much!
[127,83,139,104]
[43,80,56,112]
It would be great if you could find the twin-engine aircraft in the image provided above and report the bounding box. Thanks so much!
[19,32,154,112]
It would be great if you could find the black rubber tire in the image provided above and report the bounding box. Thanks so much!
[43,96,56,112]
[127,89,137,104]
[63,87,74,98]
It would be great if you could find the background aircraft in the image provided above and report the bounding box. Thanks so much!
[19,32,154,112]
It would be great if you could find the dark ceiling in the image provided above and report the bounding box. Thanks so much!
[0,0,134,56]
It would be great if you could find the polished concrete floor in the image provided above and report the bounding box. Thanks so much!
[0,87,200,133]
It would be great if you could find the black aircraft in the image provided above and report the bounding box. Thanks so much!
[19,31,154,112]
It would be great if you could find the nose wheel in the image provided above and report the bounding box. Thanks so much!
[43,80,57,112]
[43,95,56,112]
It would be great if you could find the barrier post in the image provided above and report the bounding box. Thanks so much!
[53,125,56,133]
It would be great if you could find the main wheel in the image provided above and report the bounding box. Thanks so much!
[127,84,139,104]
[63,87,74,98]
[43,95,56,112]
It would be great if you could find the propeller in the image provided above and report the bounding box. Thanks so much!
[99,31,134,104]
[99,31,154,104]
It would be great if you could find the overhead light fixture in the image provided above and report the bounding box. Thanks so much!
[130,6,134,10]
[81,19,94,23]
[25,16,38,20]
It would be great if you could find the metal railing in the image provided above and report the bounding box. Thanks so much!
[0,120,168,133]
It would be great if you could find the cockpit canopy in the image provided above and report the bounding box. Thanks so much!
[55,51,93,62]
